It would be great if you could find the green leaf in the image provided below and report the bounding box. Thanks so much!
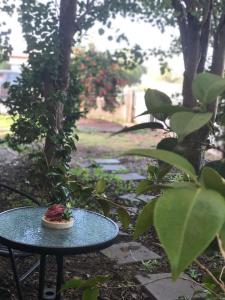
[61,278,84,291]
[62,275,110,292]
[97,198,111,216]
[135,110,149,118]
[156,138,178,178]
[200,166,225,197]
[96,179,106,194]
[154,188,225,279]
[134,199,156,239]
[157,138,178,151]
[147,105,192,115]
[145,89,172,121]
[165,182,197,189]
[112,122,164,135]
[205,159,225,179]
[170,112,212,140]
[123,149,197,181]
[117,207,130,229]
[82,288,99,300]
[193,72,225,104]
[136,179,152,194]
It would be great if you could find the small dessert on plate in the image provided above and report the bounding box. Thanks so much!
[42,203,74,229]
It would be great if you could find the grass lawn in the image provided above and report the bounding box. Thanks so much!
[0,114,12,137]
[77,130,162,156]
[0,114,162,154]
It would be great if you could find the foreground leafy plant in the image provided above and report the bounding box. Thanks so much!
[119,73,225,296]
[130,151,225,295]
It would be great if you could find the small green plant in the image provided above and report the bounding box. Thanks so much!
[186,266,201,281]
[140,259,160,273]
[69,166,135,196]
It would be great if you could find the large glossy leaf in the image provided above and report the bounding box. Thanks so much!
[193,73,225,104]
[134,199,156,239]
[200,166,225,197]
[170,112,212,140]
[124,149,197,181]
[154,188,225,279]
[135,105,191,118]
[112,122,164,135]
[145,89,172,121]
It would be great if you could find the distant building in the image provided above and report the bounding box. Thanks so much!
[0,70,20,99]
[0,55,27,112]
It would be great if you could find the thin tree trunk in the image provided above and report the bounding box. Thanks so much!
[44,0,76,165]
[172,1,213,172]
[210,13,225,156]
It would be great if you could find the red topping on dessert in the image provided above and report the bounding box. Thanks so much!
[45,204,65,221]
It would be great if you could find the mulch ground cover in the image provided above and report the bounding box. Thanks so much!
[0,151,161,300]
[0,118,223,299]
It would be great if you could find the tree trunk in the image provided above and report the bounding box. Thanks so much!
[174,2,213,172]
[44,0,76,165]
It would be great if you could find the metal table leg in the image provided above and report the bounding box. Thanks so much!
[38,254,46,300]
[55,255,64,300]
[8,247,23,300]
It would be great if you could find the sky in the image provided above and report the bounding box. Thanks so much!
[7,10,184,83]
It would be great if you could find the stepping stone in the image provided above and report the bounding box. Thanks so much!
[77,161,92,168]
[136,195,157,203]
[135,273,205,300]
[100,164,128,173]
[119,193,140,204]
[118,194,155,205]
[94,158,120,164]
[101,242,161,264]
[116,173,146,181]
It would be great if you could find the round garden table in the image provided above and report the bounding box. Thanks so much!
[0,207,119,300]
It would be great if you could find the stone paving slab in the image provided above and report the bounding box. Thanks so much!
[100,164,128,173]
[101,242,161,265]
[116,173,146,181]
[93,158,120,164]
[119,193,140,204]
[136,195,157,203]
[119,193,156,204]
[135,273,205,300]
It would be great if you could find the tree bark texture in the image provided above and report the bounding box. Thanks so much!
[44,0,76,165]
[172,0,216,172]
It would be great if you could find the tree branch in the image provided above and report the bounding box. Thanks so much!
[75,0,96,31]
[211,12,225,76]
[195,259,225,293]
[197,0,212,73]
[172,0,188,66]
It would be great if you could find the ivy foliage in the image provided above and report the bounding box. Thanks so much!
[3,0,82,202]
[0,0,14,63]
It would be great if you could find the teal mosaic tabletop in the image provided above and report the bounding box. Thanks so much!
[0,207,118,254]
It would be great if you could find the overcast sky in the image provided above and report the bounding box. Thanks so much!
[8,11,184,78]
